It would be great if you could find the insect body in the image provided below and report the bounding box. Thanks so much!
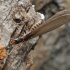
[11,10,70,44]
[30,19,43,32]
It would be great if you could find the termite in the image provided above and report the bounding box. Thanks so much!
[11,10,70,44]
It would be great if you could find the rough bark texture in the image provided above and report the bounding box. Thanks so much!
[0,0,44,70]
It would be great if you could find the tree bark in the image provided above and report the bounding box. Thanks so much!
[0,0,44,70]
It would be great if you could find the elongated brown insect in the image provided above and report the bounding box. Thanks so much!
[11,10,70,44]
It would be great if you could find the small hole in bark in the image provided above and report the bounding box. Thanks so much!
[14,18,21,23]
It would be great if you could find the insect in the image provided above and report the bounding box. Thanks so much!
[11,10,70,44]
